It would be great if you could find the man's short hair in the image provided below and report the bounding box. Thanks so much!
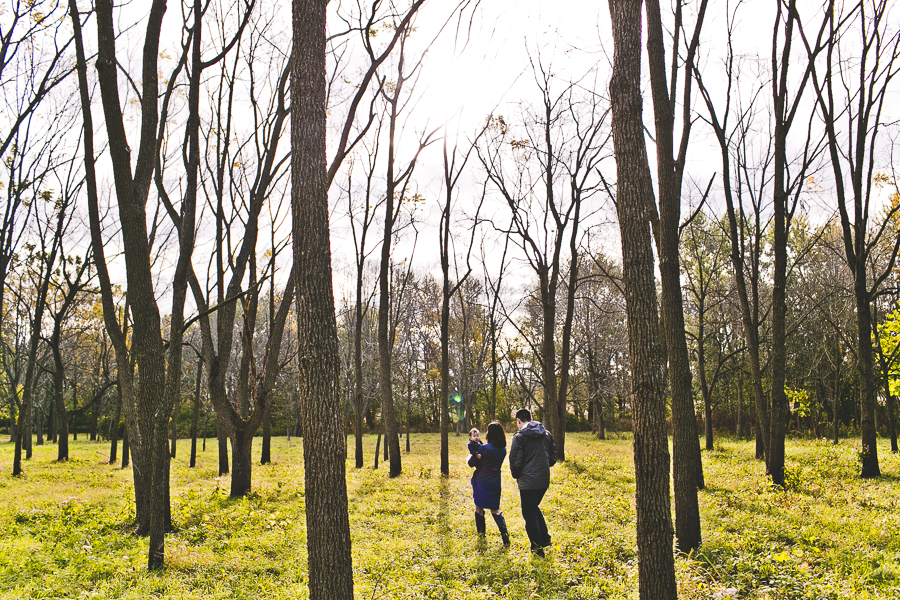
[515,408,532,422]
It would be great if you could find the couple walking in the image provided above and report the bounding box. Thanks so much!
[467,409,557,557]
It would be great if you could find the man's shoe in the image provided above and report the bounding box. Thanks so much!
[531,543,545,558]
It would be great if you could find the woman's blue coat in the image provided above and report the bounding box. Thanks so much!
[470,443,506,510]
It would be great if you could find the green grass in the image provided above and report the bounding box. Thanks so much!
[1,433,899,599]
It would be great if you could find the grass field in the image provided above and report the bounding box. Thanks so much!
[1,433,899,599]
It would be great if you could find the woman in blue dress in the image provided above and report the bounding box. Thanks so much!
[468,421,510,545]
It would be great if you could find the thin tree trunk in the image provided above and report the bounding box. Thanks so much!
[644,0,705,552]
[122,426,130,468]
[378,80,402,480]
[374,432,381,469]
[24,397,32,459]
[50,402,56,443]
[439,282,451,477]
[36,407,44,445]
[170,401,178,459]
[90,400,99,441]
[190,360,201,468]
[261,402,273,465]
[8,401,15,444]
[383,417,389,462]
[53,347,69,462]
[109,386,122,464]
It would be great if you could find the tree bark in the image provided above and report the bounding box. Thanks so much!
[292,0,355,596]
[261,401,273,465]
[53,345,70,462]
[36,407,43,446]
[231,430,254,497]
[170,400,178,459]
[354,412,365,469]
[374,432,382,469]
[607,0,678,595]
[90,399,99,441]
[190,361,201,468]
[122,426,130,468]
[856,291,879,475]
[378,119,402,480]
[644,0,707,552]
[217,418,230,476]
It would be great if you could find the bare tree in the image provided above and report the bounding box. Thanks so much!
[683,210,741,450]
[479,64,608,460]
[800,0,900,476]
[73,0,199,568]
[438,125,485,475]
[643,0,709,552]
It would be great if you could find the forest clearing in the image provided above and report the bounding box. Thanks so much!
[5,0,900,596]
[3,434,899,599]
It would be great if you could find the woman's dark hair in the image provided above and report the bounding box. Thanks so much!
[486,421,506,448]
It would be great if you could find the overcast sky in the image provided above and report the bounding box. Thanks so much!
[66,0,900,313]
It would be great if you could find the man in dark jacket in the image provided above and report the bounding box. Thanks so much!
[508,408,556,557]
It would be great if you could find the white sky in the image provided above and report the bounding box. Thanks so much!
[24,0,900,319]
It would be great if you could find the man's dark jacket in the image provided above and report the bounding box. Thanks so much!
[509,420,557,490]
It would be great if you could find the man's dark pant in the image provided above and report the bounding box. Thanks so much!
[519,487,550,550]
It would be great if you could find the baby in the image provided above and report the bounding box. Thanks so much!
[468,427,483,460]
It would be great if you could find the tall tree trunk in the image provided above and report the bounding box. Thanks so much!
[24,397,32,459]
[190,361,201,468]
[122,426,130,468]
[607,0,678,595]
[231,430,254,497]
[374,432,381,469]
[644,0,706,552]
[556,198,584,462]
[833,369,840,444]
[261,402,273,465]
[377,75,403,480]
[109,388,122,465]
[698,315,713,450]
[354,413,365,469]
[383,415,389,462]
[292,0,355,595]
[148,426,170,566]
[90,400,99,441]
[8,401,15,444]
[36,407,44,445]
[217,418,230,476]
[857,289,879,476]
[13,416,23,475]
[769,167,789,486]
[49,402,56,443]
[53,346,70,462]
[887,393,898,454]
[170,400,178,459]
[539,270,560,453]
[598,403,606,440]
[439,263,451,477]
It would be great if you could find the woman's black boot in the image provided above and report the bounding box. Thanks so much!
[475,511,486,536]
[492,512,510,546]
